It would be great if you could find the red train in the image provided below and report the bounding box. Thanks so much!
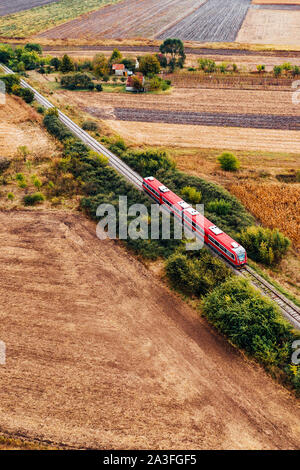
[142,176,247,268]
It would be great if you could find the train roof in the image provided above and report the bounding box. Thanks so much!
[143,176,243,251]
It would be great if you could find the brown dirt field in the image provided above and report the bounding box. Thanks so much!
[37,0,207,40]
[0,95,57,157]
[0,209,300,449]
[57,87,299,117]
[237,9,300,46]
[105,120,300,153]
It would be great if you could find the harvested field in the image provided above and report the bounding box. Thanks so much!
[0,95,56,157]
[0,0,58,17]
[1,210,300,449]
[230,182,300,251]
[37,0,207,40]
[100,107,300,131]
[158,0,251,42]
[56,87,299,118]
[237,9,300,45]
[106,120,300,153]
[0,0,119,39]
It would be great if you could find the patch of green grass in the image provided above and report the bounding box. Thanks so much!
[0,0,121,38]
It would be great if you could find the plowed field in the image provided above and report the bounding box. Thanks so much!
[158,0,251,42]
[37,0,207,40]
[1,210,300,449]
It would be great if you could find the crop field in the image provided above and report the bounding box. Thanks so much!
[230,182,300,251]
[1,210,300,449]
[237,8,300,45]
[0,0,119,38]
[0,0,58,17]
[37,0,207,40]
[158,0,251,42]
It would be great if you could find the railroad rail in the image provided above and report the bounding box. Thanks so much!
[239,265,300,330]
[0,64,143,190]
[1,63,299,330]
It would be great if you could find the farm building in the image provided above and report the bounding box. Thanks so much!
[112,63,126,76]
[126,73,145,92]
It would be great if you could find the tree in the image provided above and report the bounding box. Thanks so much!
[121,57,136,72]
[273,65,282,77]
[217,152,240,172]
[256,64,265,73]
[109,48,122,64]
[139,54,160,76]
[60,73,93,90]
[159,38,186,71]
[0,44,14,64]
[198,58,216,73]
[50,57,61,71]
[24,43,42,55]
[60,54,74,74]
[93,53,109,77]
[131,75,144,92]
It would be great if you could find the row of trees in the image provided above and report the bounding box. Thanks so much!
[197,57,300,77]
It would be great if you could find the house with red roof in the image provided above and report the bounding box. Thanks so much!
[112,63,126,76]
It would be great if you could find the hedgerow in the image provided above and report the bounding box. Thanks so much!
[203,277,300,394]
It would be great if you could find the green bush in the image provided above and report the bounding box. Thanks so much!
[43,113,73,141]
[60,73,93,90]
[96,83,103,92]
[198,58,216,73]
[0,73,20,93]
[122,149,175,177]
[203,277,296,368]
[23,192,45,206]
[206,199,231,215]
[238,226,291,266]
[7,192,14,201]
[181,186,201,204]
[82,120,98,132]
[165,250,232,297]
[217,152,240,172]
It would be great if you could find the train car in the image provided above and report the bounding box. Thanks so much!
[142,176,247,268]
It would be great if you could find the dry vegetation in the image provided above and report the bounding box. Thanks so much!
[0,210,300,449]
[230,182,300,251]
[237,8,300,46]
[105,120,300,153]
[0,95,57,157]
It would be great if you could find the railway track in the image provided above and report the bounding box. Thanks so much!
[0,64,142,190]
[239,266,300,330]
[1,63,299,329]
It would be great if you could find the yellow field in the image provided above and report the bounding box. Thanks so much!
[237,9,300,46]
[230,181,300,251]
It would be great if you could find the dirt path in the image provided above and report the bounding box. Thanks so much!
[0,210,299,449]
